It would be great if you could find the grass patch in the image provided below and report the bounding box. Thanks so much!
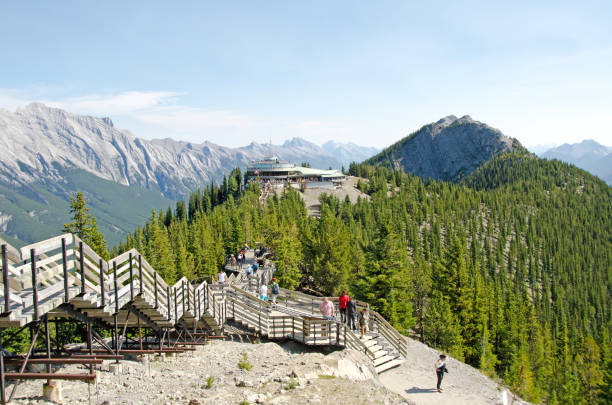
[204,376,214,389]
[284,376,298,390]
[318,374,336,379]
[238,352,253,371]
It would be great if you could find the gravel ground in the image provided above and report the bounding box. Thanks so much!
[8,340,409,405]
[379,338,531,405]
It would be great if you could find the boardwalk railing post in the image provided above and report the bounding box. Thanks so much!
[113,262,119,314]
[30,249,39,321]
[174,288,178,322]
[166,286,171,321]
[61,238,69,303]
[2,244,9,313]
[99,259,105,307]
[138,255,143,295]
[129,253,134,301]
[79,241,85,294]
[154,272,158,309]
[182,280,186,313]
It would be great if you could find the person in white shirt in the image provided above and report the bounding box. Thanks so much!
[259,283,268,301]
[435,353,448,392]
[218,270,226,285]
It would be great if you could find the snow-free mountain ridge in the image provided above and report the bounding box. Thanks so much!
[541,139,612,185]
[0,103,378,245]
[0,103,354,199]
[366,115,524,182]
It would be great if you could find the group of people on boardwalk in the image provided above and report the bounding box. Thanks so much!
[258,277,279,303]
[319,291,370,338]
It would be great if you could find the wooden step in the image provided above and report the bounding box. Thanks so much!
[371,348,389,359]
[373,354,395,366]
[375,358,403,374]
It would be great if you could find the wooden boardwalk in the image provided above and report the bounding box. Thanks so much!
[0,234,407,401]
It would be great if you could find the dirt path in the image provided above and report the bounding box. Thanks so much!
[379,339,529,405]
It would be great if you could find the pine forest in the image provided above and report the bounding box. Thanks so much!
[110,155,611,404]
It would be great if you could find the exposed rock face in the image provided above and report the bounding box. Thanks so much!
[0,103,345,200]
[366,115,523,182]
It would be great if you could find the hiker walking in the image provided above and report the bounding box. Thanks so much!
[319,297,335,320]
[218,269,226,285]
[259,283,268,301]
[346,298,357,330]
[435,354,448,393]
[339,291,349,324]
[358,307,369,338]
[271,278,280,304]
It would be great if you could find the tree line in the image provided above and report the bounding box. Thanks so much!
[68,153,612,403]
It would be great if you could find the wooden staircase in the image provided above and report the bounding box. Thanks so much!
[0,234,407,377]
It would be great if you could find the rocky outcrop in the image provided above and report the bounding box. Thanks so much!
[366,115,524,182]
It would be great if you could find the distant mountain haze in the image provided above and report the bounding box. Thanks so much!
[540,139,612,185]
[321,141,379,168]
[366,115,525,182]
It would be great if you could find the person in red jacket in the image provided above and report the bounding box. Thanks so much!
[338,291,350,324]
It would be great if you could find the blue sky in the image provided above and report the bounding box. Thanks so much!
[1,1,611,148]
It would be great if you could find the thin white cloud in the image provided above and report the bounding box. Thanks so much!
[136,105,255,132]
[49,91,185,116]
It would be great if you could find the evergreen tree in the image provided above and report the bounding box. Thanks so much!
[63,191,109,259]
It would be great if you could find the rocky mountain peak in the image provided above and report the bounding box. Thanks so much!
[366,115,523,182]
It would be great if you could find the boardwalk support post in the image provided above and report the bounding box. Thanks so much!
[138,255,143,295]
[61,238,69,303]
[30,249,39,321]
[2,245,9,313]
[154,272,158,309]
[129,253,134,301]
[79,242,85,295]
[99,259,105,307]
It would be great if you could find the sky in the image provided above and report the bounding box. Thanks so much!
[1,1,611,149]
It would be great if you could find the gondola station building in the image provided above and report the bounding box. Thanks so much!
[246,156,346,189]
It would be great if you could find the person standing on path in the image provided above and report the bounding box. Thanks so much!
[319,297,335,320]
[338,291,349,324]
[358,307,369,338]
[435,354,448,393]
[218,269,226,285]
[346,298,357,330]
[259,283,268,301]
[270,278,280,304]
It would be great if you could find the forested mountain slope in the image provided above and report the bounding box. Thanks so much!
[365,115,524,182]
[117,153,610,404]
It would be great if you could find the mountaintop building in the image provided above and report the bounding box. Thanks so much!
[246,155,345,189]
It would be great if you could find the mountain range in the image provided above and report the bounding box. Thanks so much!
[0,103,375,246]
[540,139,612,185]
[365,115,525,182]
